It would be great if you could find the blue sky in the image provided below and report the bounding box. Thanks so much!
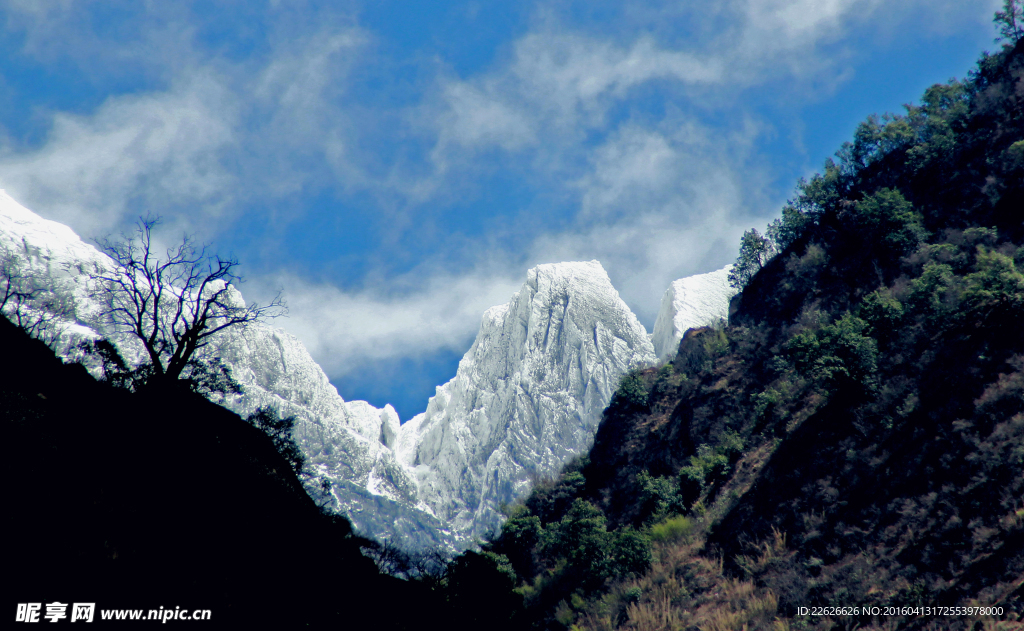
[0,0,1002,421]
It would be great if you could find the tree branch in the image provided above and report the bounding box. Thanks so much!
[92,217,287,390]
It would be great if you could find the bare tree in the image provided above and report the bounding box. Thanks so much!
[1,242,75,348]
[92,217,285,389]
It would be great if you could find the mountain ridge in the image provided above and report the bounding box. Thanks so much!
[0,190,733,551]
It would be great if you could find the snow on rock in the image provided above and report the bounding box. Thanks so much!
[6,192,730,552]
[208,325,424,522]
[651,265,736,362]
[396,261,657,542]
[0,190,441,549]
[0,191,111,272]
[0,190,113,341]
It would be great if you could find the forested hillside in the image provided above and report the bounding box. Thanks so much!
[438,35,1024,631]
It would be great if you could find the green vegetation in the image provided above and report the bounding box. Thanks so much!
[729,228,777,289]
[648,515,694,544]
[424,30,1024,631]
[785,313,877,394]
[614,371,650,410]
[995,0,1023,43]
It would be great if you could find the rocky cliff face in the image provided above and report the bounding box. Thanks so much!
[2,190,730,551]
[396,261,657,541]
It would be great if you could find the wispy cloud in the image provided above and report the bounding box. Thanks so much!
[0,0,999,396]
[0,6,371,240]
[251,269,523,378]
[0,71,238,238]
[249,26,371,196]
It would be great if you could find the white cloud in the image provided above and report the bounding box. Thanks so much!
[742,0,880,47]
[436,82,538,152]
[528,119,760,326]
[0,71,238,239]
[1,0,993,237]
[0,0,201,84]
[252,269,522,378]
[577,123,699,219]
[0,0,1000,389]
[395,0,993,329]
[427,31,724,165]
[251,27,370,195]
[507,32,722,114]
[424,0,997,168]
[0,10,372,239]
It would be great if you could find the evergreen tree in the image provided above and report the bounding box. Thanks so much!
[728,228,776,289]
[995,0,1023,43]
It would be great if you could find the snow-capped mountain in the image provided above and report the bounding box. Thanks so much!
[0,189,453,549]
[396,261,657,541]
[1,190,731,551]
[651,266,737,361]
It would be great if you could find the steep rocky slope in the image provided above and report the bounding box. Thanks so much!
[2,193,733,550]
[2,314,436,628]
[397,261,657,541]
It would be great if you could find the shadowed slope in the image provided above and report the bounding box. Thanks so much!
[2,314,436,627]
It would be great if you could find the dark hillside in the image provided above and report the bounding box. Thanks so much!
[460,38,1024,631]
[3,314,435,627]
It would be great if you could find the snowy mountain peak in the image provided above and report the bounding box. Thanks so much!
[396,259,656,540]
[651,265,736,361]
[2,192,737,552]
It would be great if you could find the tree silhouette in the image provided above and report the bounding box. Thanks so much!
[92,217,285,390]
[245,406,305,475]
[80,337,243,398]
[728,228,777,289]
